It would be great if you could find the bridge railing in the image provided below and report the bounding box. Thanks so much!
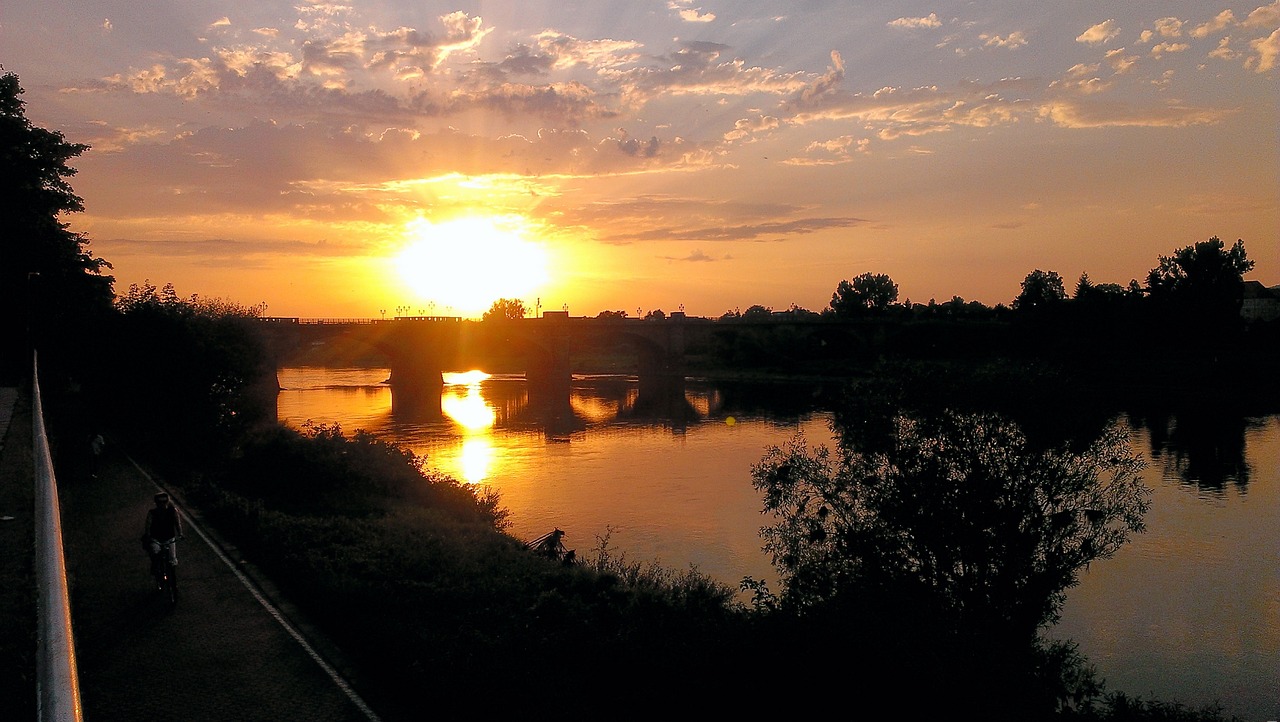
[259,317,464,325]
[32,354,83,721]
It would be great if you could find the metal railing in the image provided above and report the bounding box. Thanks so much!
[32,355,83,721]
[260,316,465,324]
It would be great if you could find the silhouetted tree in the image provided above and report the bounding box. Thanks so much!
[750,411,1149,643]
[103,282,273,461]
[482,298,527,321]
[1012,269,1066,312]
[783,304,822,319]
[740,304,771,320]
[1074,272,1093,299]
[594,310,629,319]
[830,272,898,316]
[1145,237,1253,319]
[0,71,114,382]
[643,308,667,320]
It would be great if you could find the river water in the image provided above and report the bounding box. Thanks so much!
[276,367,1278,720]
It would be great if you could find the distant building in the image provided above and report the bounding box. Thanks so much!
[1241,281,1280,322]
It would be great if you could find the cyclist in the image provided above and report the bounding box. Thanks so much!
[144,491,184,572]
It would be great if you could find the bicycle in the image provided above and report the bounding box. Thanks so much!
[149,536,181,605]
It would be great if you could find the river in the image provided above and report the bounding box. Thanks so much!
[276,366,1278,720]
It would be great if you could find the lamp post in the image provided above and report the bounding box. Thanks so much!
[380,308,386,320]
[26,271,40,363]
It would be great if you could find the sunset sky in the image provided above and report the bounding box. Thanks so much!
[4,1,1277,318]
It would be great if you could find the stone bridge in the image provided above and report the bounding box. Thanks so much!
[255,312,894,414]
[256,312,713,397]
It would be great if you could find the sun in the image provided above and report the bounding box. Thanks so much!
[394,215,550,316]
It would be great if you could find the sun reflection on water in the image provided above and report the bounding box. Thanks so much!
[457,437,495,484]
[440,370,496,483]
[444,370,491,386]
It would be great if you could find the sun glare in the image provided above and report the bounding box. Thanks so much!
[441,386,496,431]
[443,370,492,386]
[395,215,549,316]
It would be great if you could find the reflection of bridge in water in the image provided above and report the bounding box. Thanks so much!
[259,312,711,416]
[259,312,888,421]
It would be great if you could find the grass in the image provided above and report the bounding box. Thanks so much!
[177,422,747,717]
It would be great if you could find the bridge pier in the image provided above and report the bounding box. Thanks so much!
[523,315,572,398]
[386,355,445,396]
[385,319,461,397]
[390,385,444,420]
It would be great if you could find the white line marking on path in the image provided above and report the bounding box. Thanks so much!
[128,456,383,722]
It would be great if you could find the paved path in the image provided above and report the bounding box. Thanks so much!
[0,386,16,453]
[0,386,35,716]
[58,446,381,721]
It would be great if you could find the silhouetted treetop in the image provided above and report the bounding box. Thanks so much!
[1012,269,1066,312]
[482,298,528,321]
[1146,237,1253,319]
[831,273,898,316]
[0,70,113,381]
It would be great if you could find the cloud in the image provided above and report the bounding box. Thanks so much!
[76,20,631,128]
[723,115,780,142]
[102,18,112,33]
[981,32,1028,50]
[74,121,718,229]
[1150,42,1190,58]
[1247,27,1280,71]
[1209,37,1240,60]
[888,14,942,30]
[790,50,845,107]
[96,237,366,261]
[664,249,717,262]
[1243,1,1280,28]
[1050,63,1112,95]
[478,44,557,76]
[1152,17,1184,38]
[1190,10,1236,38]
[210,17,232,29]
[301,32,366,77]
[602,42,809,104]
[1105,49,1140,74]
[809,135,869,155]
[551,195,867,244]
[532,31,643,70]
[1038,99,1231,128]
[669,2,715,23]
[1077,20,1120,45]
[602,216,870,243]
[611,131,662,157]
[451,79,620,124]
[788,77,1035,140]
[784,135,870,165]
[366,12,493,73]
